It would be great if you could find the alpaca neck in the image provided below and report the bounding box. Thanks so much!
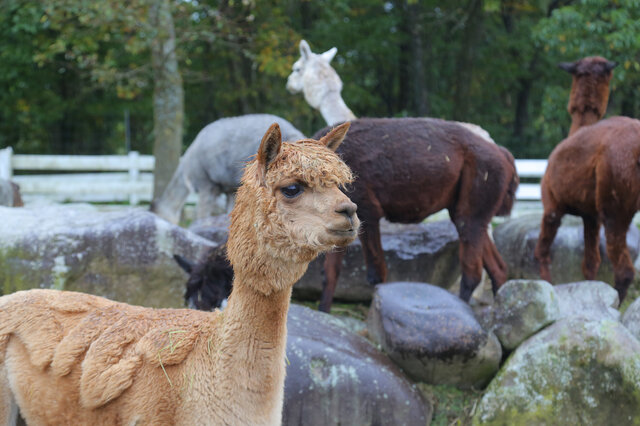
[569,110,601,136]
[319,90,357,126]
[208,263,306,424]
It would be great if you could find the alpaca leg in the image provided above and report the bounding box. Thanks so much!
[196,183,221,220]
[359,220,387,286]
[581,214,601,280]
[459,237,485,302]
[603,217,635,302]
[534,207,564,283]
[452,214,487,302]
[482,233,508,294]
[319,250,345,312]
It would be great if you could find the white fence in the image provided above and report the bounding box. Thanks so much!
[0,147,155,205]
[0,147,547,205]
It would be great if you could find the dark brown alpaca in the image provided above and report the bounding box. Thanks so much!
[315,118,519,311]
[535,56,640,301]
[558,56,617,136]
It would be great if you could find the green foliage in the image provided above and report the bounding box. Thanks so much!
[2,0,640,159]
[534,0,640,139]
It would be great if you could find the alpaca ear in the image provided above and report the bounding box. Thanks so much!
[319,122,350,152]
[558,61,577,74]
[321,47,337,63]
[257,123,282,184]
[605,60,618,71]
[299,40,312,60]
[173,254,194,274]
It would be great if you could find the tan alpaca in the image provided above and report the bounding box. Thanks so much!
[0,123,359,426]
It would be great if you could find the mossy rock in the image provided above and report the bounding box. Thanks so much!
[491,279,560,350]
[474,318,640,425]
[0,205,215,308]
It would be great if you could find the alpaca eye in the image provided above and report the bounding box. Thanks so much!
[280,184,303,198]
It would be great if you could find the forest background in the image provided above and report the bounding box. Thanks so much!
[1,0,639,196]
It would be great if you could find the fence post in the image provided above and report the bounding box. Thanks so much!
[0,147,13,180]
[128,151,140,206]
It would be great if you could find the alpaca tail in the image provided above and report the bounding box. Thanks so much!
[496,146,519,217]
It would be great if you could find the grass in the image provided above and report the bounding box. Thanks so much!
[619,278,640,314]
[418,384,483,426]
[292,299,370,321]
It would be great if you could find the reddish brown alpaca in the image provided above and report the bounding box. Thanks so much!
[315,118,519,311]
[535,57,640,301]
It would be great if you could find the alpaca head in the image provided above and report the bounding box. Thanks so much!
[286,40,342,110]
[559,56,617,132]
[174,246,234,311]
[227,122,359,293]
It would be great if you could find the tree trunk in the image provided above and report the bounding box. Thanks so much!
[150,0,184,202]
[452,0,484,121]
[512,54,538,140]
[407,1,428,116]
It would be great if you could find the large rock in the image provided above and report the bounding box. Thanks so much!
[284,304,430,426]
[474,318,640,425]
[622,297,640,341]
[494,213,640,285]
[188,214,230,242]
[555,280,620,321]
[367,282,501,388]
[491,279,560,350]
[0,205,216,307]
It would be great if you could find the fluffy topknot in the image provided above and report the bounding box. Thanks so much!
[242,140,353,190]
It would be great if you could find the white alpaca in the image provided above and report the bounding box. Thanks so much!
[286,41,356,126]
[151,114,305,224]
[0,123,359,425]
[286,40,495,144]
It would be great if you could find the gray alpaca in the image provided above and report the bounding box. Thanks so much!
[151,114,305,224]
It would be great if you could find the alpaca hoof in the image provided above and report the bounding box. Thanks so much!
[366,269,383,286]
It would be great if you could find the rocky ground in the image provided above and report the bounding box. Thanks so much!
[3,203,640,425]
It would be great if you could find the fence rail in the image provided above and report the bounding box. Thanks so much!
[0,147,547,205]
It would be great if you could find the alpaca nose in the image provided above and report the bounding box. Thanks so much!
[335,201,357,219]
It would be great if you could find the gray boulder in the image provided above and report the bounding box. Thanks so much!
[284,304,430,426]
[494,213,640,284]
[188,216,461,303]
[367,282,501,388]
[188,214,230,242]
[622,297,640,341]
[555,281,620,321]
[0,205,215,307]
[474,318,640,425]
[491,279,560,350]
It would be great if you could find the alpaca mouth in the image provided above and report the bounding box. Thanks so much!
[328,228,357,238]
